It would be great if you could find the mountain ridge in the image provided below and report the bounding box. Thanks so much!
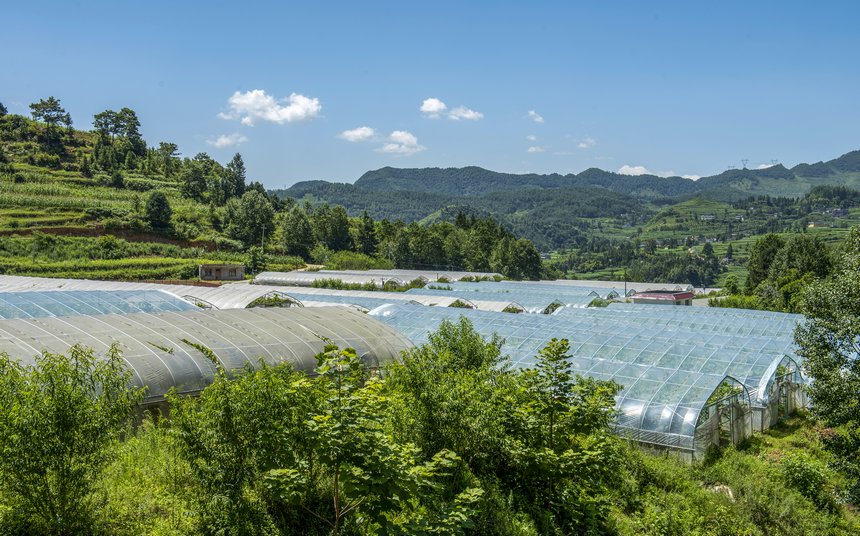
[287,150,860,203]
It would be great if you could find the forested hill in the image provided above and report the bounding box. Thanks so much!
[353,166,699,198]
[293,149,860,203]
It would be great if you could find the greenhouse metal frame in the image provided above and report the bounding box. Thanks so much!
[0,307,412,406]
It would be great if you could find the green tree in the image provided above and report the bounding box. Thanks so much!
[312,204,353,251]
[745,233,785,292]
[29,96,72,128]
[356,210,377,255]
[266,343,482,535]
[795,227,860,500]
[245,245,268,274]
[768,234,831,282]
[145,190,172,229]
[110,169,124,189]
[723,273,740,294]
[278,206,316,258]
[116,107,145,155]
[0,345,143,533]
[179,163,208,201]
[169,361,318,534]
[92,109,119,140]
[222,152,247,201]
[225,190,274,248]
[0,101,7,116]
[157,142,179,177]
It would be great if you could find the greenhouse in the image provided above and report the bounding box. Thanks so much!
[318,269,502,282]
[553,305,802,339]
[253,271,410,288]
[0,290,196,319]
[370,303,803,459]
[0,307,412,407]
[405,287,599,313]
[448,280,622,300]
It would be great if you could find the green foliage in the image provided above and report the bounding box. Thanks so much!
[225,190,274,248]
[169,362,315,534]
[145,190,172,229]
[29,96,72,128]
[795,229,860,500]
[266,344,482,535]
[780,451,839,512]
[245,245,268,274]
[170,347,481,536]
[0,345,144,533]
[745,233,785,292]
[323,250,394,271]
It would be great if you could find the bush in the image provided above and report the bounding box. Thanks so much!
[781,452,839,512]
[0,345,144,533]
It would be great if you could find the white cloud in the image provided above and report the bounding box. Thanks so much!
[618,165,651,176]
[527,110,544,123]
[337,126,376,142]
[577,137,596,149]
[448,106,483,121]
[682,174,702,181]
[220,89,321,125]
[206,133,248,148]
[756,163,775,169]
[421,97,483,120]
[379,130,425,156]
[527,146,546,153]
[420,97,448,118]
[526,134,538,141]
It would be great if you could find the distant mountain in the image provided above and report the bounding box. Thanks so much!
[354,166,697,199]
[274,149,860,250]
[297,150,860,204]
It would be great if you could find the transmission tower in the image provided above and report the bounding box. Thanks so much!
[741,159,749,169]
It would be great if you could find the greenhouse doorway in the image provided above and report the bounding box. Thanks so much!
[693,377,752,460]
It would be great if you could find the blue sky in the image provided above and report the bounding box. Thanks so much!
[3,1,859,187]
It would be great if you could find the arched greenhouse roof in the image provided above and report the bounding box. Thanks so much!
[371,303,751,452]
[369,303,801,407]
[0,307,413,406]
[0,290,196,319]
[552,305,801,339]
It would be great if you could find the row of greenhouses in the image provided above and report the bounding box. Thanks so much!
[0,275,806,460]
[370,304,806,460]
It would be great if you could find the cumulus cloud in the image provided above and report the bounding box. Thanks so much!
[219,89,321,125]
[527,110,544,123]
[421,98,483,120]
[682,174,701,181]
[206,133,248,148]
[337,126,376,142]
[379,130,425,156]
[448,106,483,121]
[420,97,448,118]
[577,137,596,149]
[527,146,546,153]
[618,165,651,176]
[526,134,538,141]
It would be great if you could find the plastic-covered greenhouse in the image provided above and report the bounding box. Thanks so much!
[0,290,196,319]
[253,271,410,288]
[370,303,805,460]
[553,305,802,339]
[405,287,598,313]
[0,307,412,407]
[447,280,622,299]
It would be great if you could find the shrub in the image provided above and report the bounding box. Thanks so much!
[0,345,144,533]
